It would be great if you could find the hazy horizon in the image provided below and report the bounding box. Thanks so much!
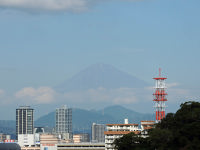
[0,0,199,120]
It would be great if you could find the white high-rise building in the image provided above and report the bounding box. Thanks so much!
[56,105,72,139]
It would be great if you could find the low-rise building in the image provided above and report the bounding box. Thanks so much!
[0,133,11,142]
[57,142,105,150]
[40,133,59,150]
[104,119,140,150]
[141,120,155,138]
[21,146,40,150]
[34,127,45,145]
[18,134,34,147]
[73,133,90,143]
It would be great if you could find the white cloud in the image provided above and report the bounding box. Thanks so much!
[145,83,195,103]
[0,0,90,12]
[0,0,145,12]
[145,82,180,90]
[10,84,200,110]
[166,82,179,88]
[62,87,150,106]
[15,87,56,104]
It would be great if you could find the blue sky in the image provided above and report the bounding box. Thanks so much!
[0,0,200,119]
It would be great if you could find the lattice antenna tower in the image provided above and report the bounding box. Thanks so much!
[153,68,167,123]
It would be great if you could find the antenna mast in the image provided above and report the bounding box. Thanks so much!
[153,68,167,123]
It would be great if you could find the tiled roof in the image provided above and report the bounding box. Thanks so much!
[143,127,153,130]
[141,124,155,126]
[106,124,138,126]
[104,131,140,135]
[141,120,155,122]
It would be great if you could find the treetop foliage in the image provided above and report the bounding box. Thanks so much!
[113,101,200,150]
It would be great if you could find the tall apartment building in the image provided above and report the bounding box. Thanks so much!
[16,106,34,139]
[92,123,105,143]
[56,105,72,139]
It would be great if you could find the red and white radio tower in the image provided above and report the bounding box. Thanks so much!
[153,68,167,123]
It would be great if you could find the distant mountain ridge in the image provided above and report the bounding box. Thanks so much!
[101,105,152,123]
[0,120,16,139]
[55,63,149,92]
[35,105,154,131]
[0,105,154,138]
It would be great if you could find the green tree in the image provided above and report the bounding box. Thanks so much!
[113,132,150,150]
[150,101,200,150]
[113,101,200,150]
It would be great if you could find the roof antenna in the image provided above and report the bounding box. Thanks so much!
[159,68,161,77]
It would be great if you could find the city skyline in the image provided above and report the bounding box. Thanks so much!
[0,0,200,119]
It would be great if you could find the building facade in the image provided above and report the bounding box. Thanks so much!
[57,143,105,150]
[104,119,140,150]
[16,106,34,140]
[140,120,155,138]
[56,105,72,139]
[34,127,45,145]
[40,133,59,150]
[18,134,34,147]
[92,123,105,143]
[0,134,11,142]
[73,133,90,143]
